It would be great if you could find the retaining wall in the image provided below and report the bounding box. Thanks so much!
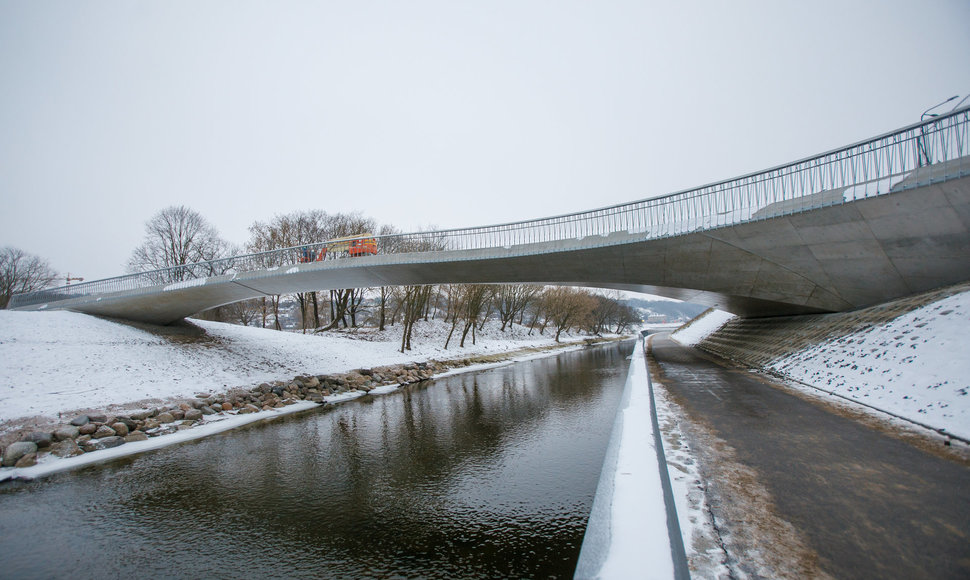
[693,281,970,369]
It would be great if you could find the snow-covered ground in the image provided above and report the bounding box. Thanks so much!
[652,375,732,579]
[0,311,591,430]
[668,309,735,345]
[672,292,970,441]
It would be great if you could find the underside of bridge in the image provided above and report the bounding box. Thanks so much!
[22,172,969,325]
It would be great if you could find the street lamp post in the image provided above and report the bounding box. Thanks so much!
[918,95,959,167]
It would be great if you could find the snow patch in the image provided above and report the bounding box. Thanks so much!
[0,311,595,428]
[653,377,731,578]
[769,291,970,440]
[671,309,736,346]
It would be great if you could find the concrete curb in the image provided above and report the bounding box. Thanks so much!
[645,336,691,580]
[574,336,688,579]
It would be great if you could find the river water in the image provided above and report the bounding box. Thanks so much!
[0,341,632,579]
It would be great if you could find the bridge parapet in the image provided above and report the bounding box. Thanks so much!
[9,106,970,312]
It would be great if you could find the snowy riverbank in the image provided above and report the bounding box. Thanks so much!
[0,311,619,478]
[0,311,600,430]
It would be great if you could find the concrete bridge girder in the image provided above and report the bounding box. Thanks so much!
[21,174,970,324]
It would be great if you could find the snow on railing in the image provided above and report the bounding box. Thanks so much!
[9,106,970,310]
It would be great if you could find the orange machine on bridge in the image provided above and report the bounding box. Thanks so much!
[299,234,378,262]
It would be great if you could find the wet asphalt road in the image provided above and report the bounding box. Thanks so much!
[648,333,970,579]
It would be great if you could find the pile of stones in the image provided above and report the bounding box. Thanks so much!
[2,360,452,470]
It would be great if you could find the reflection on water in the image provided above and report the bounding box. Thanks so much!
[0,342,632,578]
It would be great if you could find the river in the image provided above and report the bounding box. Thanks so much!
[0,341,633,579]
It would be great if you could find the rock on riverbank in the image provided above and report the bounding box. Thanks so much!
[0,358,476,469]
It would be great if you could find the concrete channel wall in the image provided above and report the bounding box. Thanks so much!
[574,336,689,580]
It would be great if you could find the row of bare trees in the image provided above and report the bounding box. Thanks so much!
[388,284,639,351]
[246,209,389,331]
[122,206,641,348]
[214,281,638,352]
[5,206,641,349]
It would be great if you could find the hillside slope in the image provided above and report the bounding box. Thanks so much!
[672,283,970,441]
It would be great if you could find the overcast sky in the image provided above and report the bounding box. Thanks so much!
[2,0,968,281]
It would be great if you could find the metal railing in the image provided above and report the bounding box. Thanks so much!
[10,105,970,310]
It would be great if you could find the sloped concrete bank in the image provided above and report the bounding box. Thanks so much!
[695,281,970,369]
[687,281,970,446]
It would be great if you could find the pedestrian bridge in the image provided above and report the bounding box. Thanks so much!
[10,107,970,324]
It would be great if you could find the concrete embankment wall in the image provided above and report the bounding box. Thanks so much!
[692,281,970,370]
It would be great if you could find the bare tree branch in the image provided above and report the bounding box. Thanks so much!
[1,247,59,308]
[127,205,231,283]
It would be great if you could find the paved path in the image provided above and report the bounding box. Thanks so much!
[648,333,970,579]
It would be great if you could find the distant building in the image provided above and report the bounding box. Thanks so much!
[646,313,668,324]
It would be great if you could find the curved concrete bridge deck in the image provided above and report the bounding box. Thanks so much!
[10,108,970,324]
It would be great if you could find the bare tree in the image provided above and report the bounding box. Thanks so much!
[527,287,551,336]
[583,291,641,334]
[542,287,598,342]
[316,212,379,331]
[234,299,263,326]
[127,206,231,283]
[249,210,324,331]
[249,210,379,332]
[399,285,433,352]
[613,303,641,334]
[374,224,401,332]
[0,247,59,308]
[443,284,494,349]
[320,211,378,240]
[588,291,623,335]
[465,285,495,344]
[495,284,542,331]
[347,287,368,327]
[387,286,407,326]
[442,286,461,347]
[377,286,391,330]
[246,221,287,330]
[587,291,642,335]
